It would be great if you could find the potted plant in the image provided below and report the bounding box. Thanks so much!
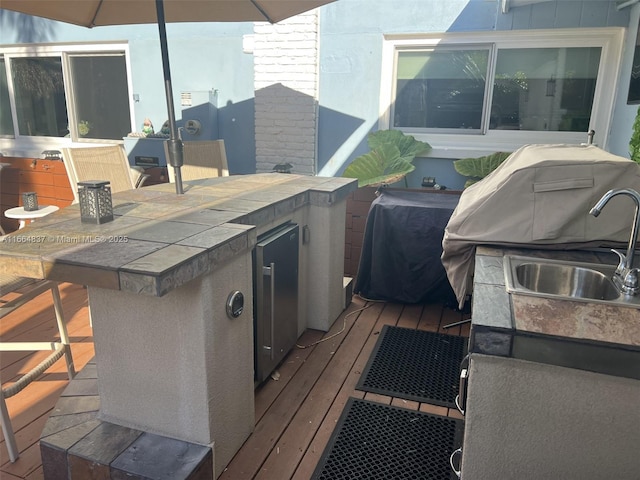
[78,120,91,137]
[342,130,431,187]
[342,130,431,277]
[629,105,640,165]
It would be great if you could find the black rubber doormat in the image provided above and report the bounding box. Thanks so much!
[356,325,467,408]
[312,397,464,480]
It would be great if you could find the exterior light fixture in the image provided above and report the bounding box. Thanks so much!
[78,180,114,224]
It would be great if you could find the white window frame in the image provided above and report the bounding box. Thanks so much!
[0,42,134,151]
[379,28,625,159]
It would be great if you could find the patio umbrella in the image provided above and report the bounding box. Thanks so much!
[0,0,337,194]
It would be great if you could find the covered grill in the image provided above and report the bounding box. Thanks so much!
[442,144,640,308]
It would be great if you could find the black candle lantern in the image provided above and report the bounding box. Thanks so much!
[22,192,39,211]
[78,180,114,224]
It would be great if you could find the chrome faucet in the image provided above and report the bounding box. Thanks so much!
[589,188,640,295]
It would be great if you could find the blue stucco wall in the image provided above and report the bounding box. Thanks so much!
[0,13,257,173]
[317,0,632,190]
[1,1,637,183]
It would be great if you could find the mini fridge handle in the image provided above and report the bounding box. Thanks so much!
[262,262,276,361]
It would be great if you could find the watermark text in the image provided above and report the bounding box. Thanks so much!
[2,235,129,244]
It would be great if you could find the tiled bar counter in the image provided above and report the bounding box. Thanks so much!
[0,173,357,479]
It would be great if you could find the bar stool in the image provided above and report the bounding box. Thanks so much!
[0,275,76,463]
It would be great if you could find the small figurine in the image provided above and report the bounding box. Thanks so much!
[142,118,154,135]
[160,120,171,135]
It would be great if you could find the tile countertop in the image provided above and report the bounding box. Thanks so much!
[0,174,357,297]
[471,245,640,381]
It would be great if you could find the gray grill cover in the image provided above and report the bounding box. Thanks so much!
[442,144,640,308]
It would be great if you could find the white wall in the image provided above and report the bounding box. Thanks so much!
[253,11,319,175]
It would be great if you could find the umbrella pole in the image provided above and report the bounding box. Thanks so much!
[156,0,184,195]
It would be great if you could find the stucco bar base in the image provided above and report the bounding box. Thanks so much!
[461,354,640,479]
[42,252,254,479]
[40,358,214,479]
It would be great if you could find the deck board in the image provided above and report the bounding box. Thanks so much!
[0,283,94,474]
[254,299,382,479]
[1,282,469,479]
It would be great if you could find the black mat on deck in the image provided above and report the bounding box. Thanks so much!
[312,397,464,480]
[356,325,467,408]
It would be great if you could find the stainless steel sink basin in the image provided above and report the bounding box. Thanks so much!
[504,255,640,308]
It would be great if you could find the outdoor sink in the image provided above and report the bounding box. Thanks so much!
[504,255,640,308]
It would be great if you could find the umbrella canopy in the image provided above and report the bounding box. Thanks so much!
[0,0,336,27]
[0,0,336,193]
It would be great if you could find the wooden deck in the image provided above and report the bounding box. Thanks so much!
[1,283,469,479]
[1,283,94,479]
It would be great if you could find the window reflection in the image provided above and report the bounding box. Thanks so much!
[394,49,489,131]
[12,57,68,137]
[0,57,15,136]
[3,49,132,141]
[492,47,600,132]
[69,54,131,140]
[392,45,601,134]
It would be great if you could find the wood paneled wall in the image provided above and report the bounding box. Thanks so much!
[0,157,74,233]
[344,186,463,279]
[344,187,377,278]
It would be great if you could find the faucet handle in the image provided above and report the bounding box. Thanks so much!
[624,269,639,289]
[617,268,640,295]
[611,249,640,294]
[611,249,627,274]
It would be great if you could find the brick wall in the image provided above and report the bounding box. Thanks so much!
[253,11,319,175]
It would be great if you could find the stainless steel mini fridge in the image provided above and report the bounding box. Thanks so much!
[253,223,299,383]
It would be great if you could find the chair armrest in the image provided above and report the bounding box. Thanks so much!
[135,173,151,188]
[129,166,150,189]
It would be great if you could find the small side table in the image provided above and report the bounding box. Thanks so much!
[4,205,59,229]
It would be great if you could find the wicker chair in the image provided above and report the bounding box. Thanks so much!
[0,275,75,462]
[62,145,150,202]
[167,140,229,182]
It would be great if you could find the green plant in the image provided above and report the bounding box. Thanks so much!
[630,105,640,164]
[78,120,91,136]
[453,151,512,188]
[342,130,431,187]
